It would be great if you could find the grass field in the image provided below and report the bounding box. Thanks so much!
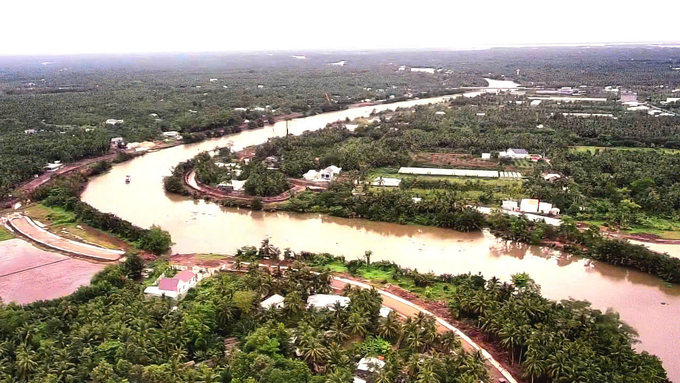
[580,216,680,240]
[23,204,123,250]
[0,227,14,241]
[570,146,680,154]
[319,261,454,301]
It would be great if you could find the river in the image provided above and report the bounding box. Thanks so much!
[82,92,680,381]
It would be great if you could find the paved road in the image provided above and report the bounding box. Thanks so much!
[7,215,124,261]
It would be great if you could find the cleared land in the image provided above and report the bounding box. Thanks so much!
[8,215,124,261]
[0,239,105,304]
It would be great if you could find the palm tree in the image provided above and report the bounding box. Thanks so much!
[347,312,368,338]
[299,337,329,372]
[522,353,546,383]
[377,311,401,341]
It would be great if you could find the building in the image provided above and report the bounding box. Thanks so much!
[538,202,553,215]
[307,166,341,182]
[371,177,401,187]
[105,119,124,126]
[307,294,350,310]
[217,180,246,192]
[24,129,36,134]
[481,153,491,160]
[261,294,285,309]
[110,137,124,148]
[620,91,638,103]
[499,148,529,159]
[530,100,542,106]
[45,161,63,171]
[162,131,180,137]
[544,173,561,182]
[356,357,385,382]
[144,269,197,299]
[558,87,574,95]
[520,199,540,213]
[502,200,519,211]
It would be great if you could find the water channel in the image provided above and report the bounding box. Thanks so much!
[82,92,680,381]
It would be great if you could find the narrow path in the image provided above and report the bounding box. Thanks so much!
[7,215,124,261]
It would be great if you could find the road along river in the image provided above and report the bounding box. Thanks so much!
[81,92,680,381]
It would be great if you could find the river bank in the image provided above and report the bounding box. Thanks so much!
[76,91,680,381]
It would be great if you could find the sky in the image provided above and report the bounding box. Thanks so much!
[3,0,680,55]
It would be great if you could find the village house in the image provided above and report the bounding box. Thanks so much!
[307,294,350,310]
[499,148,529,159]
[162,131,182,140]
[355,357,385,382]
[544,173,561,182]
[502,200,519,211]
[260,294,285,309]
[144,269,198,299]
[24,129,36,134]
[44,161,63,171]
[481,153,491,160]
[520,198,540,214]
[304,166,342,182]
[105,119,124,126]
[110,137,124,148]
[371,177,401,187]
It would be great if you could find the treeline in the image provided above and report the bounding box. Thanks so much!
[277,249,669,383]
[0,253,489,382]
[282,186,680,283]
[0,129,110,198]
[525,149,680,224]
[30,173,172,254]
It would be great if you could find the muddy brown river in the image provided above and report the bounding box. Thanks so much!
[82,94,680,381]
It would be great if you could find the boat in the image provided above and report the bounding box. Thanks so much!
[125,175,131,184]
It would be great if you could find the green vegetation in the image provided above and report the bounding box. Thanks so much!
[0,254,491,383]
[0,226,13,241]
[239,244,670,382]
[29,173,173,254]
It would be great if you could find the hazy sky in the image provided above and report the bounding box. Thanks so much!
[3,0,679,55]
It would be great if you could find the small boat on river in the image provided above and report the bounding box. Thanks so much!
[125,175,131,184]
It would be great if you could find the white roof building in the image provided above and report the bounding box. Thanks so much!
[261,294,285,309]
[538,202,553,214]
[303,169,319,181]
[45,161,63,171]
[530,100,542,106]
[481,153,491,159]
[357,357,385,373]
[502,200,519,211]
[307,294,350,310]
[371,177,401,187]
[544,173,561,182]
[520,199,540,214]
[105,119,124,125]
[163,131,180,137]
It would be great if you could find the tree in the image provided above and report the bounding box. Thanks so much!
[138,225,173,255]
[122,253,145,280]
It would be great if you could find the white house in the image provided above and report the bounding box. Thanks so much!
[303,169,319,181]
[316,166,342,181]
[307,294,350,310]
[163,131,180,137]
[435,111,446,116]
[24,129,36,134]
[544,173,561,182]
[481,153,491,160]
[520,199,540,213]
[110,137,124,147]
[499,148,529,159]
[502,200,519,211]
[371,177,401,187]
[530,100,542,106]
[538,202,553,215]
[105,119,124,126]
[45,161,63,171]
[261,294,285,309]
